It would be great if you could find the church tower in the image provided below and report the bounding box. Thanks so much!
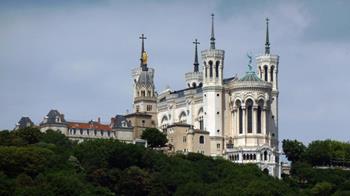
[201,14,225,156]
[256,18,279,146]
[185,39,203,88]
[132,34,157,119]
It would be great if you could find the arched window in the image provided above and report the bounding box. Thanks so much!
[259,66,262,78]
[264,65,268,81]
[199,135,204,144]
[204,61,207,78]
[141,90,145,97]
[197,108,204,130]
[253,154,256,160]
[270,66,274,82]
[209,61,213,78]
[246,99,253,133]
[264,150,268,161]
[179,111,187,123]
[192,82,197,87]
[257,100,264,134]
[263,168,269,174]
[215,61,220,78]
[243,154,246,160]
[236,100,243,134]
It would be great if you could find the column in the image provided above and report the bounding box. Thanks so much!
[253,106,258,134]
[242,106,246,134]
[262,108,267,135]
[232,109,236,136]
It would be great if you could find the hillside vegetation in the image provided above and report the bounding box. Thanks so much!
[0,127,349,195]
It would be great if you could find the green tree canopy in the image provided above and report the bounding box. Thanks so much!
[282,139,306,163]
[141,128,168,148]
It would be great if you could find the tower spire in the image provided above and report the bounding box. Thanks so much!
[193,39,200,72]
[210,13,216,49]
[265,18,270,54]
[139,34,148,71]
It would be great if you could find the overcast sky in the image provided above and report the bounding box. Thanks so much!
[1,0,349,143]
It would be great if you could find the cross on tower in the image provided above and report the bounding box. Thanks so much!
[139,34,147,53]
[193,39,200,47]
[193,39,200,72]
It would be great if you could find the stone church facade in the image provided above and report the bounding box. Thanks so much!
[131,15,280,177]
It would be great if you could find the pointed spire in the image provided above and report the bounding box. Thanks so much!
[265,18,270,54]
[210,13,216,49]
[193,39,200,72]
[139,34,148,71]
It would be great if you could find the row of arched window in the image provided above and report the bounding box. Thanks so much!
[243,154,257,160]
[236,99,264,134]
[259,65,275,82]
[228,151,269,161]
[68,128,113,137]
[228,154,239,161]
[137,90,153,97]
[204,60,220,78]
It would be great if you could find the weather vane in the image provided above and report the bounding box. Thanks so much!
[247,53,253,71]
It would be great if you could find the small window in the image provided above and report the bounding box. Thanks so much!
[217,143,220,149]
[217,129,220,133]
[183,136,186,143]
[199,136,204,144]
[217,94,219,96]
[147,105,152,111]
[217,111,219,114]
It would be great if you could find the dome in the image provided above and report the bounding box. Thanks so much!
[239,71,262,82]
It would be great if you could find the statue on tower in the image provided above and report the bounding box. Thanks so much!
[142,51,148,65]
[247,53,253,71]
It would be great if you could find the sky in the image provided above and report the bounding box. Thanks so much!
[0,0,349,144]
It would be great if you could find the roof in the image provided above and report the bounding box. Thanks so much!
[16,117,34,129]
[223,76,236,84]
[167,123,192,128]
[124,112,152,118]
[137,71,153,85]
[170,86,202,97]
[111,115,132,128]
[45,109,65,123]
[68,121,112,131]
[239,71,262,82]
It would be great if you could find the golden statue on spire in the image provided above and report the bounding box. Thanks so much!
[142,50,148,65]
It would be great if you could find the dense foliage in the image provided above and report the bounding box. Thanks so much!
[282,139,350,195]
[141,128,168,148]
[0,127,349,195]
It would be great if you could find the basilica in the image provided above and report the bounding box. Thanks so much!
[131,15,280,177]
[15,14,281,177]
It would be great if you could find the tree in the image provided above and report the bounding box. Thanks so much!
[305,140,332,166]
[141,128,167,148]
[0,130,13,146]
[14,127,43,145]
[41,129,72,150]
[311,182,334,196]
[282,139,306,163]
